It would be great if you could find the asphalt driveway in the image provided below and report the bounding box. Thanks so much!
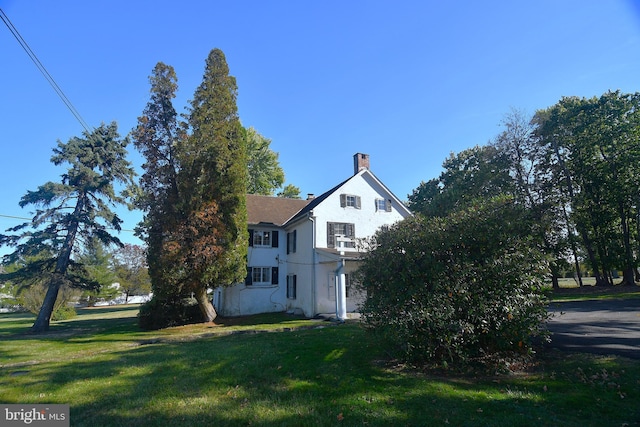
[547,298,640,359]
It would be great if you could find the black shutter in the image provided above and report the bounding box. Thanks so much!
[386,199,392,212]
[245,267,253,286]
[292,275,297,298]
[355,196,361,209]
[248,229,254,247]
[272,230,279,248]
[271,267,279,285]
[340,194,346,207]
[327,223,335,248]
[286,232,290,254]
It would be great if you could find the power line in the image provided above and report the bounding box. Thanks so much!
[0,8,92,134]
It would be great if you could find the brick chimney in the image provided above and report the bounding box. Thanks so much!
[353,153,370,174]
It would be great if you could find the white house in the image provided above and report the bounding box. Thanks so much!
[212,153,412,319]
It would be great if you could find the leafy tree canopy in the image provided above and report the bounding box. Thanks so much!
[245,126,285,195]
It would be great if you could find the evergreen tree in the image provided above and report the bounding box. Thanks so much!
[178,48,248,321]
[0,123,134,332]
[134,50,248,326]
[130,62,185,305]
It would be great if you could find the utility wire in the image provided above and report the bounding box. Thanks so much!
[0,8,92,134]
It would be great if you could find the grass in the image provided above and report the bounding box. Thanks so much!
[1,306,640,426]
[549,278,640,302]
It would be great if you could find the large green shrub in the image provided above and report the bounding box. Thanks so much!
[17,282,79,321]
[356,196,549,365]
[138,295,203,330]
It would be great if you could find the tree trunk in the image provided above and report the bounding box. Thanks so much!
[30,276,62,333]
[30,195,84,333]
[194,287,217,322]
[618,202,636,286]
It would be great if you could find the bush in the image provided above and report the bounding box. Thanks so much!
[356,196,550,366]
[16,282,80,321]
[51,304,77,321]
[138,295,203,330]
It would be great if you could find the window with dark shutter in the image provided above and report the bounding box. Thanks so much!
[327,223,335,248]
[272,230,279,248]
[245,267,253,286]
[340,194,361,209]
[287,275,297,299]
[287,230,297,254]
[327,222,356,249]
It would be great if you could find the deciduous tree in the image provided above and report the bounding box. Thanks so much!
[245,126,285,195]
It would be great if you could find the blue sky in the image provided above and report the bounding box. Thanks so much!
[1,1,640,254]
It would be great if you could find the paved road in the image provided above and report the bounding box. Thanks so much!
[547,298,640,359]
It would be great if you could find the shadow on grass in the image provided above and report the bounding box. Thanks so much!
[1,325,554,426]
[3,308,640,426]
[0,305,142,340]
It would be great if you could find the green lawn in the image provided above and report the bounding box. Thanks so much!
[1,306,639,426]
[549,278,640,302]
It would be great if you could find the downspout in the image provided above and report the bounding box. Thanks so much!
[309,213,317,317]
[335,255,347,321]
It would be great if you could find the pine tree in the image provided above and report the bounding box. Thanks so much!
[0,123,134,332]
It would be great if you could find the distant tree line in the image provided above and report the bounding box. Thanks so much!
[408,91,640,288]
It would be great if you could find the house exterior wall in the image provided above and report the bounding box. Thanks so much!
[282,219,315,316]
[216,225,287,317]
[315,258,363,314]
[313,172,407,250]
[215,169,411,318]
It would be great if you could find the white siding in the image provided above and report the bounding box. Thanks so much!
[314,172,407,249]
[217,169,411,318]
[216,226,287,317]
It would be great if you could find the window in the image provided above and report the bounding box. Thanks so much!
[375,198,392,212]
[252,267,270,284]
[246,266,279,286]
[344,274,350,298]
[340,194,361,209]
[249,229,279,248]
[327,222,355,248]
[329,273,352,300]
[254,231,270,247]
[286,275,297,299]
[287,230,297,254]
